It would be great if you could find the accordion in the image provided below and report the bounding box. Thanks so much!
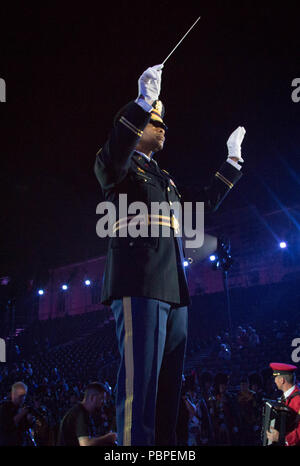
[261,399,295,446]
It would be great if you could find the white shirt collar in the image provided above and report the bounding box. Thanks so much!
[283,385,295,399]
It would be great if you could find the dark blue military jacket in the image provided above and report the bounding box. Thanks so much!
[94,101,242,306]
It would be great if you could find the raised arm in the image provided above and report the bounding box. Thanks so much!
[94,65,163,190]
[180,126,246,212]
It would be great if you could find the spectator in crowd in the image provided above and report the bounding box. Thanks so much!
[210,373,240,445]
[247,327,260,347]
[185,393,199,446]
[236,375,260,445]
[248,372,266,409]
[57,382,117,446]
[31,391,56,446]
[199,371,214,405]
[236,327,249,349]
[212,335,222,356]
[0,382,35,446]
[260,367,277,399]
[218,343,231,361]
[97,382,116,436]
[176,376,192,445]
[195,392,214,445]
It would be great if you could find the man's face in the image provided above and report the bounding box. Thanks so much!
[12,388,27,407]
[274,376,284,390]
[92,392,106,411]
[138,120,166,154]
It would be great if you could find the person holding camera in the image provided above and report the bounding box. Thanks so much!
[0,382,35,446]
[57,382,117,446]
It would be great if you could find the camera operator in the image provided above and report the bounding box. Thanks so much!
[0,382,35,446]
[57,382,117,446]
[28,390,57,446]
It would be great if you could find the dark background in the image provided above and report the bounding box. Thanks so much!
[0,0,299,288]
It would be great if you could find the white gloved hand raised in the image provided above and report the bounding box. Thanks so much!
[137,64,164,105]
[226,126,246,162]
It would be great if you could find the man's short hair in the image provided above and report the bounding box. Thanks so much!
[83,382,107,398]
[11,381,28,393]
[283,373,296,385]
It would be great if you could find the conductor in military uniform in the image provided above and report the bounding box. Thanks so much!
[94,64,246,445]
[267,363,300,446]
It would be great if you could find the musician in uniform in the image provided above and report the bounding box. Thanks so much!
[266,363,300,446]
[94,64,246,445]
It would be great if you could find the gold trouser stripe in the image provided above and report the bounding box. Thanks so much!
[215,171,234,189]
[123,297,134,446]
[119,116,143,137]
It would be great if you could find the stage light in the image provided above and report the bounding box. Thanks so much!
[210,255,216,262]
[183,260,189,267]
[61,284,68,291]
[84,279,91,286]
[279,241,287,249]
[38,289,44,296]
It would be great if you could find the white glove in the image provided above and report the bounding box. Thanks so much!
[137,64,164,105]
[227,126,246,162]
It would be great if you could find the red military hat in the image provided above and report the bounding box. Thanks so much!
[269,362,298,377]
